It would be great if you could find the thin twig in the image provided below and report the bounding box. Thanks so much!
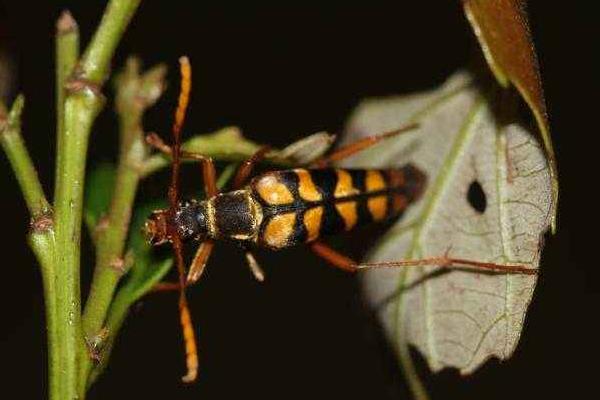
[80,58,165,389]
[0,96,51,216]
[79,0,142,84]
[0,95,58,398]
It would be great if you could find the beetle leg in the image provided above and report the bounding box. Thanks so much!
[311,241,535,275]
[197,156,218,197]
[152,282,182,292]
[357,257,536,275]
[310,241,358,272]
[310,122,418,168]
[186,240,216,285]
[244,251,266,282]
[232,146,272,189]
[145,133,219,198]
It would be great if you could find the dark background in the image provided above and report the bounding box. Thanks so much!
[0,2,595,399]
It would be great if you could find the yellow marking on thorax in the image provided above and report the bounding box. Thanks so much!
[334,169,359,198]
[247,192,263,240]
[206,199,217,237]
[262,212,295,249]
[303,206,324,242]
[254,174,294,205]
[365,171,387,220]
[335,201,358,230]
[295,169,322,202]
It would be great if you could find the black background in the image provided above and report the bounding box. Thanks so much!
[0,2,595,399]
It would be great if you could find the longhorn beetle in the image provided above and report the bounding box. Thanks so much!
[143,57,536,383]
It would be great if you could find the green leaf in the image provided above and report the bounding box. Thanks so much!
[84,163,116,234]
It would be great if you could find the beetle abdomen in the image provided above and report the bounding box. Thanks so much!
[250,165,426,250]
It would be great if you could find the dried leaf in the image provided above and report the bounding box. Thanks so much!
[273,131,336,165]
[463,0,557,229]
[341,71,553,373]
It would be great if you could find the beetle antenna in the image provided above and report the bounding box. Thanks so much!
[168,56,199,383]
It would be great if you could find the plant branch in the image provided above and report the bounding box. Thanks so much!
[54,10,79,202]
[0,96,59,398]
[52,1,141,399]
[0,96,51,216]
[53,86,101,400]
[79,0,142,84]
[80,58,165,390]
[28,229,58,399]
[88,257,172,385]
[50,12,81,400]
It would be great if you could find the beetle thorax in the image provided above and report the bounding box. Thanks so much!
[207,190,262,241]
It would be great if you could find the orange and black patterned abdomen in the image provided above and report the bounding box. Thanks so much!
[250,165,426,250]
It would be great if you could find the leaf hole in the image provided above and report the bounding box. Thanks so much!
[467,180,487,214]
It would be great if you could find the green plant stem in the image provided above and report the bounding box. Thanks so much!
[216,162,238,188]
[397,334,430,400]
[0,97,58,399]
[79,64,153,389]
[52,2,141,399]
[28,231,58,399]
[52,11,80,400]
[54,90,101,400]
[88,258,172,385]
[0,96,51,215]
[79,0,142,84]
[54,11,79,206]
[80,130,145,390]
[87,288,133,384]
